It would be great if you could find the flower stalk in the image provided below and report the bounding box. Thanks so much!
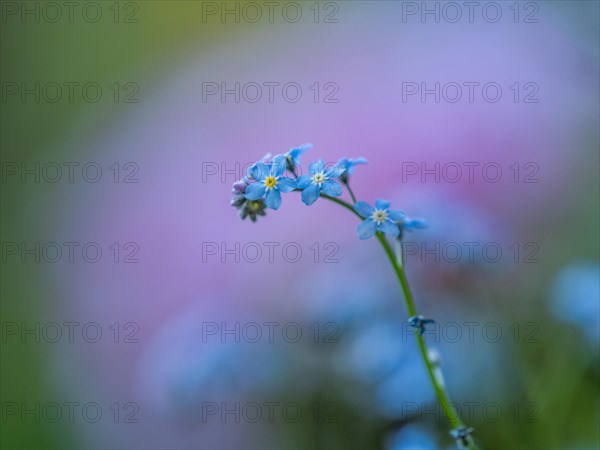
[231,145,479,449]
[322,195,478,450]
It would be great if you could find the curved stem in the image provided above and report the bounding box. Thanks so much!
[320,193,361,216]
[345,183,358,203]
[319,194,478,450]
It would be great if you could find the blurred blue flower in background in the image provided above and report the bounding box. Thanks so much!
[402,217,429,232]
[347,321,406,383]
[385,424,440,450]
[550,260,600,350]
[136,307,285,424]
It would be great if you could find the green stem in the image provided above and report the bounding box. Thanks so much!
[345,183,358,203]
[319,193,478,450]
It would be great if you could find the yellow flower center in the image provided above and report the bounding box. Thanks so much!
[265,176,277,188]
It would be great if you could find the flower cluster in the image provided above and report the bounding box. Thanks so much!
[230,144,476,448]
[231,144,427,240]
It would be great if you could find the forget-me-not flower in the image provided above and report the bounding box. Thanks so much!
[337,157,367,183]
[353,199,405,240]
[450,427,475,448]
[297,159,345,206]
[408,315,436,335]
[285,143,312,172]
[245,155,296,210]
[397,216,428,239]
[403,217,428,230]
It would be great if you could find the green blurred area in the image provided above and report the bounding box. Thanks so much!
[1,2,235,156]
[1,3,233,447]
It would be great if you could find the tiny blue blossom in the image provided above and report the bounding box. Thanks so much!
[353,199,405,240]
[450,426,475,448]
[337,157,367,183]
[297,159,345,206]
[245,155,296,210]
[408,315,436,335]
[403,217,428,230]
[399,217,428,239]
[285,143,312,172]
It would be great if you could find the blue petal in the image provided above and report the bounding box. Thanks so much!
[265,188,282,210]
[296,175,312,189]
[353,201,374,218]
[308,159,325,175]
[375,198,391,210]
[379,220,400,237]
[288,143,312,161]
[277,177,297,193]
[251,162,269,181]
[301,183,321,206]
[347,157,368,175]
[356,219,377,240]
[337,158,350,170]
[337,157,368,175]
[404,218,428,230]
[325,165,345,179]
[271,155,287,178]
[245,183,266,200]
[321,179,342,197]
[387,209,405,221]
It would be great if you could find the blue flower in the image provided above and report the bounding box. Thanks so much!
[408,315,436,335]
[353,199,405,240]
[450,427,475,448]
[297,159,345,206]
[551,261,600,349]
[397,216,428,239]
[402,217,428,231]
[337,157,367,183]
[285,143,312,172]
[245,155,297,210]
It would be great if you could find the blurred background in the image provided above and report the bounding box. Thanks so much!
[1,1,599,449]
